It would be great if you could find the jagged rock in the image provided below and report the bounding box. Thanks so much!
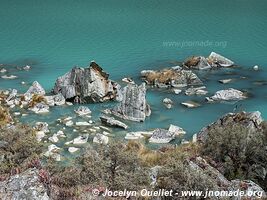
[44,144,61,161]
[208,52,234,67]
[53,61,121,103]
[0,168,50,200]
[29,103,49,114]
[44,93,65,106]
[185,86,208,96]
[183,56,211,70]
[168,124,186,136]
[25,81,46,97]
[100,115,128,129]
[149,128,175,143]
[74,106,91,116]
[141,68,202,88]
[197,111,263,142]
[110,83,151,122]
[207,88,246,101]
[93,133,109,145]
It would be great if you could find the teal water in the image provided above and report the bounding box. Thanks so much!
[0,0,267,146]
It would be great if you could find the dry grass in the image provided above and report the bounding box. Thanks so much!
[145,69,179,84]
[28,94,47,108]
[0,106,12,126]
[184,56,200,67]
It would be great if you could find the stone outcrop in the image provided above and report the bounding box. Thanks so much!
[183,52,234,69]
[110,83,151,122]
[53,61,122,103]
[44,93,65,106]
[141,68,202,88]
[188,157,266,200]
[206,88,246,102]
[197,111,263,142]
[0,168,50,200]
[25,81,46,97]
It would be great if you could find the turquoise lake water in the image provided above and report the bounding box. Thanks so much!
[0,0,267,145]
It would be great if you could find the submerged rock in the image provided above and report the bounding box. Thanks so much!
[100,115,128,129]
[73,135,89,144]
[122,77,135,84]
[253,65,259,71]
[207,88,246,102]
[53,61,121,103]
[68,147,79,153]
[0,168,50,200]
[0,68,7,73]
[218,79,233,84]
[141,68,202,88]
[1,75,17,79]
[149,128,175,143]
[110,83,151,122]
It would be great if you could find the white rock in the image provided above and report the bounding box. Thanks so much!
[192,134,197,143]
[36,131,45,142]
[49,134,59,143]
[209,88,246,101]
[65,120,74,127]
[68,147,79,153]
[181,139,190,144]
[1,75,17,79]
[219,79,233,84]
[74,106,91,116]
[125,131,146,140]
[75,121,90,126]
[29,103,49,114]
[14,112,21,116]
[93,133,109,145]
[0,68,7,73]
[173,89,182,95]
[253,65,259,71]
[181,101,200,108]
[149,129,175,143]
[168,124,186,136]
[23,65,31,70]
[73,135,88,144]
[66,102,73,106]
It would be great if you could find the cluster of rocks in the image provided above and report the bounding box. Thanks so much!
[183,52,234,69]
[125,124,186,143]
[141,67,202,88]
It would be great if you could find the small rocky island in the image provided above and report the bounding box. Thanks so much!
[0,52,266,199]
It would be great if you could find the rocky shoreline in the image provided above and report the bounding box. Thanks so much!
[0,52,266,199]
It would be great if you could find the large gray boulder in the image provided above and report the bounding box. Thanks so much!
[53,61,121,103]
[141,68,202,88]
[111,83,151,122]
[207,88,246,102]
[183,56,212,70]
[100,115,128,129]
[0,168,50,200]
